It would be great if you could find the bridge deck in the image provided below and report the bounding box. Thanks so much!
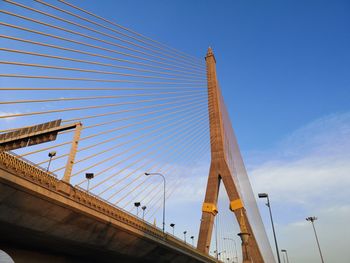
[0,152,216,263]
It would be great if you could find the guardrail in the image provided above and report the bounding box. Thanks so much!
[0,151,217,262]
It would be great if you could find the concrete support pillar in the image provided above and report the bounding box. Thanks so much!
[197,47,264,262]
[62,122,82,183]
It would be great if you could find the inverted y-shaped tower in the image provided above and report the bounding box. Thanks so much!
[197,48,275,263]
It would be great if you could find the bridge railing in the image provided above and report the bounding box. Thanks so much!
[6,151,59,178]
[75,184,207,254]
[0,151,216,262]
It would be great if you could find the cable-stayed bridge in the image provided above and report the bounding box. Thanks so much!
[0,1,275,262]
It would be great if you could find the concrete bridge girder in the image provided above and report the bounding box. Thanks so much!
[0,153,215,263]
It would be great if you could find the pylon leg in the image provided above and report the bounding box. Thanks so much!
[197,163,220,253]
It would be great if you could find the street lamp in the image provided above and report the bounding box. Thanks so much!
[47,151,56,172]
[183,231,187,243]
[134,202,141,217]
[141,205,147,220]
[217,250,226,261]
[170,223,175,235]
[85,173,94,193]
[281,249,290,263]
[223,237,239,263]
[214,216,218,260]
[145,172,166,233]
[258,193,281,263]
[190,236,194,246]
[306,216,325,263]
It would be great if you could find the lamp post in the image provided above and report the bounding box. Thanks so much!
[234,239,238,263]
[223,237,239,263]
[217,250,226,261]
[281,249,290,263]
[306,216,325,263]
[145,172,166,233]
[170,223,175,235]
[141,205,147,220]
[190,236,194,246]
[134,202,141,217]
[47,151,56,172]
[183,231,187,243]
[215,216,218,260]
[85,173,94,193]
[258,193,281,263]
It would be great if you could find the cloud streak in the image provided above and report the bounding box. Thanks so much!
[249,112,350,263]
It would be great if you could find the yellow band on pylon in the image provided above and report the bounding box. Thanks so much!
[202,202,218,216]
[230,199,243,211]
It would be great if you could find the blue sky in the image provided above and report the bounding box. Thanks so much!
[81,0,350,150]
[1,1,350,262]
[70,2,350,262]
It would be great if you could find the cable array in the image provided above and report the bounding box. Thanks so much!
[207,187,242,263]
[0,0,210,234]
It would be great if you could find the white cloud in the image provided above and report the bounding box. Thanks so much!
[167,162,209,205]
[249,112,350,263]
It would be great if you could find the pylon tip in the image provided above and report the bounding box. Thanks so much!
[207,46,213,56]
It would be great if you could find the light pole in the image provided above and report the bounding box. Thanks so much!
[134,202,141,217]
[306,216,325,263]
[234,239,238,263]
[223,237,239,263]
[85,173,94,193]
[170,223,175,235]
[141,205,147,220]
[183,231,187,243]
[215,216,218,260]
[145,172,166,233]
[281,249,290,263]
[218,250,226,261]
[258,193,281,263]
[190,236,194,246]
[47,151,56,172]
[281,251,286,263]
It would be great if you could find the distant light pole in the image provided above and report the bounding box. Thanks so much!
[141,205,147,220]
[183,231,187,243]
[281,251,286,263]
[145,172,166,233]
[306,216,325,263]
[258,193,281,263]
[170,223,175,235]
[215,216,218,260]
[47,151,56,172]
[218,250,226,261]
[134,202,141,217]
[224,237,239,263]
[190,236,194,246]
[234,239,238,263]
[85,173,94,193]
[281,249,290,263]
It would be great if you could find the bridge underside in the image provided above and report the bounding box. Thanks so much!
[0,186,150,263]
[0,154,214,263]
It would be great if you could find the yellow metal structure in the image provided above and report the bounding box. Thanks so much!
[230,199,244,211]
[202,202,218,216]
